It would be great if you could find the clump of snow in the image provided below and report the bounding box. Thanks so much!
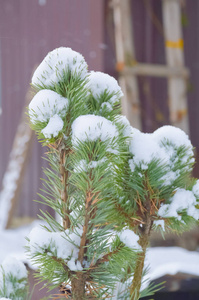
[0,257,27,298]
[32,47,88,87]
[74,158,107,173]
[87,71,123,108]
[128,125,194,181]
[192,180,199,198]
[0,256,27,281]
[154,220,165,231]
[28,226,83,271]
[118,229,141,251]
[158,188,199,221]
[41,114,64,138]
[153,125,192,149]
[29,89,68,123]
[129,131,168,172]
[71,115,118,147]
[114,115,137,139]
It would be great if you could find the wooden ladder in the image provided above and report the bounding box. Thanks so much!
[112,0,189,133]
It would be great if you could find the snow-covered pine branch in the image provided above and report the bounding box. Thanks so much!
[27,47,199,300]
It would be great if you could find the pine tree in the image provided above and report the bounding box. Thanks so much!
[27,47,199,300]
[0,257,28,300]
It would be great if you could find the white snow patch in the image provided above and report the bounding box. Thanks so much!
[153,125,192,149]
[0,133,31,230]
[114,115,137,139]
[41,114,64,138]
[29,89,68,123]
[0,221,45,265]
[129,131,168,170]
[0,256,27,281]
[118,229,141,251]
[71,115,118,146]
[145,247,199,282]
[192,180,199,198]
[158,189,199,221]
[154,220,165,231]
[74,158,107,173]
[128,125,194,181]
[0,257,27,298]
[28,226,83,271]
[87,71,123,105]
[100,102,112,112]
[32,47,88,87]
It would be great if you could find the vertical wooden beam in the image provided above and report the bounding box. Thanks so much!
[162,0,189,133]
[112,0,142,130]
[0,90,33,230]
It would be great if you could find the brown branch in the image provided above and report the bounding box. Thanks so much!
[59,145,71,229]
[89,248,120,271]
[78,190,94,263]
[115,202,144,228]
[50,255,72,275]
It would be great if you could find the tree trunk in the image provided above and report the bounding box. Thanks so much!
[71,272,86,300]
[129,234,149,300]
[130,197,152,300]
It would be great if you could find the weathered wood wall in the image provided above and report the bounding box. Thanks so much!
[0,0,105,219]
[1,0,199,219]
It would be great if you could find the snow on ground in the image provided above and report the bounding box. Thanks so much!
[145,247,199,281]
[1,221,199,282]
[0,221,43,267]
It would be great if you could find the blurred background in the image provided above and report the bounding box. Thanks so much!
[0,0,199,298]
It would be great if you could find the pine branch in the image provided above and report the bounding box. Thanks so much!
[78,190,98,263]
[58,144,71,229]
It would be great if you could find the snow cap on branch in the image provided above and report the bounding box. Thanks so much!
[28,226,83,271]
[71,115,119,146]
[0,257,27,283]
[158,188,199,221]
[118,229,141,251]
[87,71,123,101]
[29,89,69,138]
[114,115,139,139]
[128,125,194,177]
[192,180,199,198]
[32,47,88,87]
[29,89,68,123]
[0,257,27,299]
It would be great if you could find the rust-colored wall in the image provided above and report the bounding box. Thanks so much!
[0,0,105,218]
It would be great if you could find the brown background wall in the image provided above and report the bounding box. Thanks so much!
[0,0,105,218]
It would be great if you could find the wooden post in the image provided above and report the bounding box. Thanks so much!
[0,90,33,229]
[112,0,142,130]
[162,0,189,133]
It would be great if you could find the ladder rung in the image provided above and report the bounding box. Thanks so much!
[120,63,189,78]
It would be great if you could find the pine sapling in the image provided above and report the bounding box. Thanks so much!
[0,257,28,300]
[27,47,199,300]
[27,47,140,299]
